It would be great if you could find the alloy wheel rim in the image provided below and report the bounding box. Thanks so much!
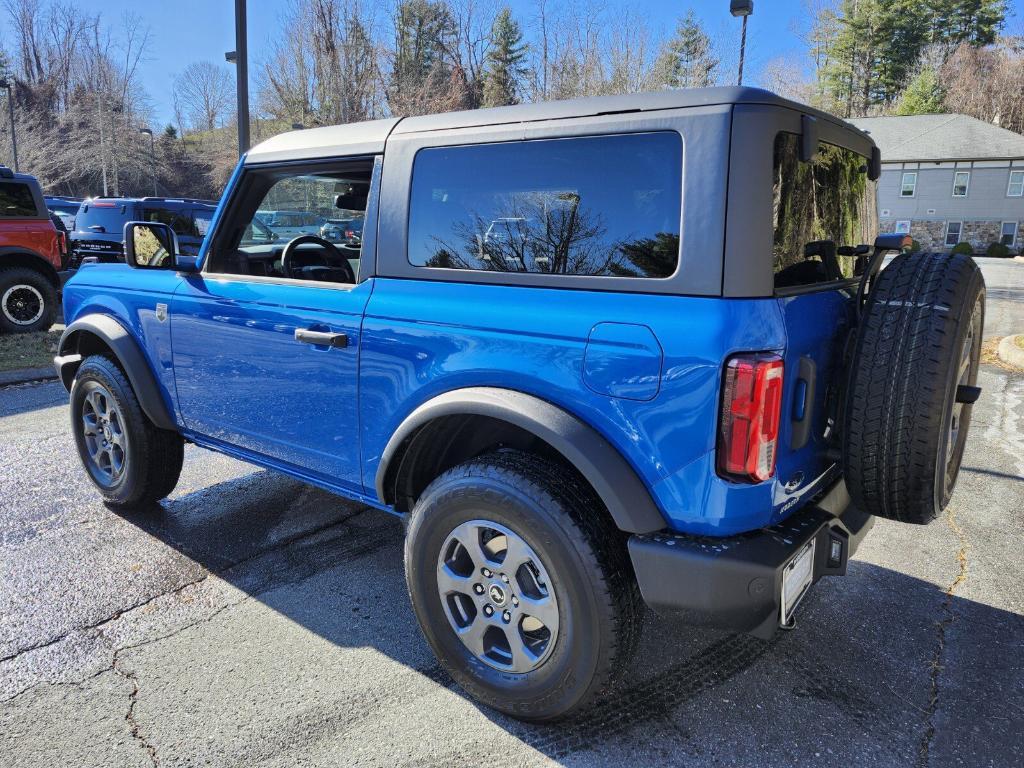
[81,385,128,486]
[437,519,559,673]
[1,284,44,326]
[945,312,977,483]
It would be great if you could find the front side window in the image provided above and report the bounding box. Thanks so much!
[901,172,917,197]
[952,171,970,197]
[945,221,962,247]
[407,132,682,278]
[772,133,877,290]
[0,181,40,217]
[1008,170,1024,197]
[1001,221,1017,246]
[206,163,371,284]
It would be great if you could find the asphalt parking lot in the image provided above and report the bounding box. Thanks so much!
[1,259,1022,768]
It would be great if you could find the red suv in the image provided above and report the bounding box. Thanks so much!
[0,166,64,333]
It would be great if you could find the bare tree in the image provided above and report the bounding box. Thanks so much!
[173,61,233,132]
[940,37,1024,134]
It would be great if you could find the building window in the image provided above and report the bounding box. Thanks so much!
[952,171,970,197]
[900,172,917,197]
[944,221,962,247]
[894,220,911,234]
[1001,221,1018,247]
[1008,170,1024,197]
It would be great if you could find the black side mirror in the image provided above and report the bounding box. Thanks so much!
[123,221,178,269]
[868,146,882,181]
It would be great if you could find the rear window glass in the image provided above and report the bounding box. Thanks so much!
[772,133,877,290]
[0,182,39,217]
[408,132,682,278]
[77,202,129,233]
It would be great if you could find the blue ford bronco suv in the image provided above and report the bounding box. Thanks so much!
[55,87,985,722]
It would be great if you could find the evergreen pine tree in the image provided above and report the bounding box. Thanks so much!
[652,10,718,89]
[482,8,528,107]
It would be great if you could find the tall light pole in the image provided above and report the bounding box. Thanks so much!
[139,127,156,196]
[731,0,754,87]
[0,78,18,172]
[225,0,250,157]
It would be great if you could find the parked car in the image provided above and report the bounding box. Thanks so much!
[55,87,985,722]
[0,166,64,333]
[69,197,216,268]
[255,209,324,240]
[44,195,83,231]
[320,216,363,249]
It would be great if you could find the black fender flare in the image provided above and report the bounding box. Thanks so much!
[0,246,61,287]
[376,387,667,534]
[55,314,177,431]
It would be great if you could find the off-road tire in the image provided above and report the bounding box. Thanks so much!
[844,252,985,524]
[405,450,643,722]
[0,266,58,334]
[70,355,184,509]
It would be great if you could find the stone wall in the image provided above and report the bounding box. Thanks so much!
[879,218,1021,254]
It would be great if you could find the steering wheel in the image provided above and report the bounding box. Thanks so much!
[280,235,355,283]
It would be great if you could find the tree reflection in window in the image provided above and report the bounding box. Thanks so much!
[410,132,681,279]
[772,133,878,288]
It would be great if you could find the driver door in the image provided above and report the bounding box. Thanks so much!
[169,158,377,493]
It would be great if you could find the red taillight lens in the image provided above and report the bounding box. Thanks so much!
[717,354,784,482]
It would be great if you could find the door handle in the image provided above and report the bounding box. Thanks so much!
[294,328,348,349]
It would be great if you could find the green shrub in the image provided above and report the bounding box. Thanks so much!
[951,241,973,255]
[986,241,1011,258]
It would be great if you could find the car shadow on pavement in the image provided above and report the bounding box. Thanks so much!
[112,470,1024,767]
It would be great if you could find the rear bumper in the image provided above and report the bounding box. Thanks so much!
[628,478,873,639]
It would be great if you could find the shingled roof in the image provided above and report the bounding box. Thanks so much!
[848,114,1024,162]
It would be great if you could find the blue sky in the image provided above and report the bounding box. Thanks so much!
[30,0,1024,127]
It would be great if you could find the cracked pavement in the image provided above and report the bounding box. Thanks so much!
[1,258,1022,767]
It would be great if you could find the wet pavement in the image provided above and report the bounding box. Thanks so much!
[1,259,1022,767]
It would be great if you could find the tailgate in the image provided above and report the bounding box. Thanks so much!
[773,286,855,510]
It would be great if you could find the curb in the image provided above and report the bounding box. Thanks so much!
[996,335,1024,370]
[0,366,58,387]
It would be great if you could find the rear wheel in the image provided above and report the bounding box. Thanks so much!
[404,450,643,722]
[844,252,985,524]
[71,355,184,509]
[0,267,57,334]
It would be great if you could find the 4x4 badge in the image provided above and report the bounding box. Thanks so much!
[155,303,168,323]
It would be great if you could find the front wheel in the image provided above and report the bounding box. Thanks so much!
[404,450,643,722]
[70,355,184,509]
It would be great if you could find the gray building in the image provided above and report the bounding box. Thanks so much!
[849,114,1024,253]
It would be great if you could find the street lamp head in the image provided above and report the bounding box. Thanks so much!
[225,51,238,64]
[730,0,754,17]
[139,127,153,136]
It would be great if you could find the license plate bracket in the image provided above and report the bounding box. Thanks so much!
[780,539,815,626]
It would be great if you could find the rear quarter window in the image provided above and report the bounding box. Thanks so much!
[407,132,682,278]
[0,181,40,218]
[772,133,877,291]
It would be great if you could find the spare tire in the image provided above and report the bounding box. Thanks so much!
[844,252,985,524]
